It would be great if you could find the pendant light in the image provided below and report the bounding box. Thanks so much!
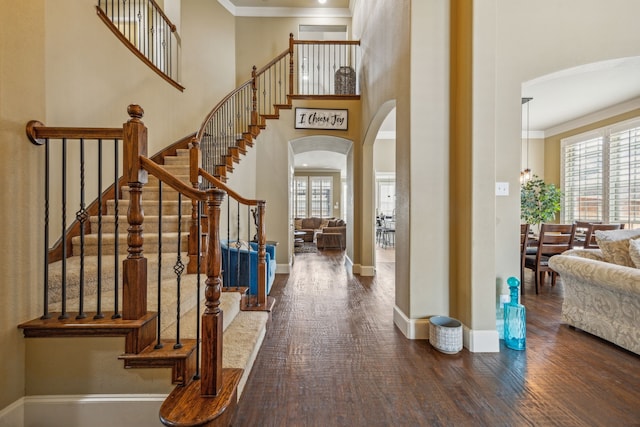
[521,97,533,183]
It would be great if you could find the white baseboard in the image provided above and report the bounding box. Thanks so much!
[0,397,23,427]
[393,306,430,339]
[276,263,290,274]
[352,263,375,276]
[466,328,500,352]
[0,394,167,427]
[393,306,500,352]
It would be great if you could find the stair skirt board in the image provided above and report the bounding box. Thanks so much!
[7,394,167,427]
[24,292,267,406]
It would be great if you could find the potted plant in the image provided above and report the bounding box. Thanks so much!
[520,176,562,232]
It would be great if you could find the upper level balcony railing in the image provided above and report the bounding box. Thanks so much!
[97,0,183,91]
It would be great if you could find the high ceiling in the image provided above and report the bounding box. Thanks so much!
[222,1,640,168]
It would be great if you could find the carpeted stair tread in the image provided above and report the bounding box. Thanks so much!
[47,252,191,304]
[71,232,189,255]
[106,199,194,216]
[89,215,191,233]
[222,310,268,395]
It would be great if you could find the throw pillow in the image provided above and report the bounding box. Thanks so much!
[595,229,640,267]
[328,220,337,227]
[320,218,331,229]
[294,218,302,230]
[630,239,640,269]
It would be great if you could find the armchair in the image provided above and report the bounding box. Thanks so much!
[220,240,276,296]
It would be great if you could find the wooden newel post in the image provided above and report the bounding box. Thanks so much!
[122,104,148,320]
[256,201,267,306]
[289,33,294,96]
[201,188,226,396]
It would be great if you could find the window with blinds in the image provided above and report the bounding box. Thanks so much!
[293,176,333,218]
[561,118,640,229]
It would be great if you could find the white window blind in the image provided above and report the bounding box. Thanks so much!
[562,134,603,223]
[294,176,333,218]
[561,118,640,228]
[609,124,640,226]
[310,177,332,217]
[294,177,307,218]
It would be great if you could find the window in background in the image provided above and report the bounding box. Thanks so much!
[561,118,640,229]
[310,177,332,217]
[376,174,396,218]
[294,176,333,218]
[294,176,307,218]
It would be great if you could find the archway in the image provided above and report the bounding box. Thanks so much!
[289,135,354,256]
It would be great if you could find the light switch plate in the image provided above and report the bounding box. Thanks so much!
[496,182,509,196]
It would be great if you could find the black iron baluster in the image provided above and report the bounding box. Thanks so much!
[59,138,69,320]
[173,192,184,349]
[112,139,121,319]
[155,181,164,349]
[246,204,253,306]
[95,139,104,319]
[42,140,51,320]
[76,138,87,319]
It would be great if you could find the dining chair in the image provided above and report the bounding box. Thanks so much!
[583,223,624,249]
[574,221,601,246]
[524,223,576,294]
[520,224,530,291]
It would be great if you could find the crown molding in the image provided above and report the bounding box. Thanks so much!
[217,0,351,18]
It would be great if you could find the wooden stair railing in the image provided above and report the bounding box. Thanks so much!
[96,0,184,91]
[195,34,361,183]
[20,105,243,426]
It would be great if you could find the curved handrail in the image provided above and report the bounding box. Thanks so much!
[254,48,290,77]
[96,4,184,91]
[140,157,207,201]
[194,79,253,142]
[199,168,263,207]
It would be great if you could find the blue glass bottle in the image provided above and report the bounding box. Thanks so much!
[504,276,526,350]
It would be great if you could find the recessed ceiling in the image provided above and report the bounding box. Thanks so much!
[523,56,640,135]
[219,0,351,17]
[228,0,348,8]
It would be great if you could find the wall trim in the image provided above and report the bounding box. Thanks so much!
[11,394,167,427]
[0,397,24,427]
[465,328,500,352]
[394,307,501,353]
[393,306,430,339]
[276,263,291,274]
[352,263,375,276]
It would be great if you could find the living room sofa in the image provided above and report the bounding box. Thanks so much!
[220,240,276,296]
[549,229,640,355]
[316,219,347,250]
[294,217,333,242]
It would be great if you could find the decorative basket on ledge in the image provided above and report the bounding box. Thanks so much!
[335,66,356,95]
[429,316,463,354]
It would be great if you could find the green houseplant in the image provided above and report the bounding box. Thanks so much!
[520,176,562,229]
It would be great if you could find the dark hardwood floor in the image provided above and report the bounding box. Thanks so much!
[233,249,640,426]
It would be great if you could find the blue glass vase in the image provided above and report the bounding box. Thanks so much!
[504,277,526,350]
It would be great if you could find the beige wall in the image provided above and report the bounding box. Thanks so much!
[0,0,46,411]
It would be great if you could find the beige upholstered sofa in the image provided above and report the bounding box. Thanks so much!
[294,217,328,242]
[549,229,640,355]
[316,219,346,250]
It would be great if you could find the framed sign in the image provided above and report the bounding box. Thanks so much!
[295,108,348,130]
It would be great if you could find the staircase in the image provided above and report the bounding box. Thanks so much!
[19,127,269,425]
[20,29,360,425]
